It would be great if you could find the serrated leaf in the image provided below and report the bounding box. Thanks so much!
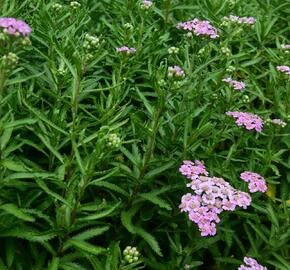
[145,161,175,178]
[35,178,70,206]
[89,181,129,197]
[64,239,106,255]
[78,201,121,222]
[139,193,172,210]
[3,118,38,129]
[47,257,60,270]
[0,227,58,242]
[72,226,110,241]
[0,204,35,222]
[121,208,138,234]
[134,227,162,257]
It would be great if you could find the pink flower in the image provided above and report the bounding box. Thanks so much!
[238,257,267,270]
[276,66,290,75]
[168,65,185,78]
[0,17,31,36]
[177,18,218,39]
[240,171,267,193]
[226,111,264,132]
[180,161,251,237]
[223,77,246,90]
[116,46,136,54]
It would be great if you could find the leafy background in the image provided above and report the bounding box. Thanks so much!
[0,0,289,269]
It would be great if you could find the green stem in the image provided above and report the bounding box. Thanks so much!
[0,70,6,97]
[164,0,171,26]
[127,98,164,207]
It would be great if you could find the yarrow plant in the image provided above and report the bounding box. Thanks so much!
[238,257,267,270]
[276,65,290,75]
[168,65,185,79]
[116,46,136,54]
[226,111,264,132]
[0,18,31,36]
[177,18,218,39]
[222,77,246,90]
[179,160,251,236]
[240,171,267,193]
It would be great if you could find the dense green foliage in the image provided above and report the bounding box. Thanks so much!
[0,0,289,269]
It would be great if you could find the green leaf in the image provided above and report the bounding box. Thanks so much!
[64,239,106,255]
[139,193,172,210]
[134,227,162,257]
[0,227,58,242]
[89,181,129,197]
[0,204,35,222]
[78,201,121,222]
[35,178,69,206]
[145,160,175,178]
[37,133,64,164]
[47,257,60,270]
[72,226,110,240]
[3,118,38,129]
[1,159,28,172]
[121,207,138,234]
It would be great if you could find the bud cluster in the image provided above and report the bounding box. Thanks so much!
[83,34,100,50]
[1,52,19,68]
[123,246,140,264]
[107,133,122,148]
[168,46,179,54]
[70,1,81,9]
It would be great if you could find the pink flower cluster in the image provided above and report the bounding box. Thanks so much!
[168,65,185,78]
[222,77,246,90]
[177,19,218,39]
[223,15,257,25]
[0,18,31,36]
[240,171,267,193]
[238,257,267,270]
[271,118,287,127]
[179,160,251,236]
[276,66,290,75]
[116,46,136,54]
[226,111,264,132]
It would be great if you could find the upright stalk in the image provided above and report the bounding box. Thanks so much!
[0,70,6,97]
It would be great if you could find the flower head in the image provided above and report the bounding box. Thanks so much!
[141,0,153,9]
[0,18,31,37]
[240,171,267,193]
[238,257,267,270]
[223,77,246,90]
[179,161,251,237]
[281,44,290,50]
[116,46,136,54]
[168,65,185,79]
[276,66,290,75]
[270,118,287,127]
[177,18,218,39]
[226,111,264,132]
[222,15,256,25]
